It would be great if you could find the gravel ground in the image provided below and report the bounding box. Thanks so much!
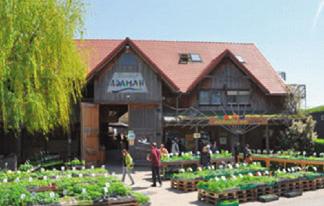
[110,166,324,206]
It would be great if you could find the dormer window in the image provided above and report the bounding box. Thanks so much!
[179,53,202,64]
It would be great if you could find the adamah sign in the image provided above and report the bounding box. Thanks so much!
[108,72,147,93]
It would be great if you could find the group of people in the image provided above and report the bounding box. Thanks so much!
[120,138,253,186]
[121,142,168,187]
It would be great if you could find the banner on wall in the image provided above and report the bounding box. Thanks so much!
[107,72,148,93]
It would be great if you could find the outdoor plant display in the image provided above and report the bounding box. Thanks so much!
[161,150,232,162]
[197,170,323,194]
[251,149,324,162]
[0,168,150,206]
[172,162,266,181]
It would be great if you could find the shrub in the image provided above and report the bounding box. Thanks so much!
[314,138,324,153]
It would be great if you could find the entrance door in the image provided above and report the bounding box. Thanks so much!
[80,102,100,165]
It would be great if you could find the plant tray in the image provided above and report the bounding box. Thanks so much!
[217,199,239,206]
[258,194,279,202]
[282,191,303,198]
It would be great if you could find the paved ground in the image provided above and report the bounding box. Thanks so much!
[111,166,324,206]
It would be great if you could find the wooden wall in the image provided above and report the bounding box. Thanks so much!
[177,58,286,114]
[94,51,162,104]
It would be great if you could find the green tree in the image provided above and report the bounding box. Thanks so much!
[0,0,86,133]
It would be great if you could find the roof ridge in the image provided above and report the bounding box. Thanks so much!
[75,38,254,45]
[133,39,254,45]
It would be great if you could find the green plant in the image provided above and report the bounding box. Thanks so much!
[65,158,85,166]
[19,162,34,172]
[132,192,150,204]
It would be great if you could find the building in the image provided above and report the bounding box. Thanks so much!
[0,38,291,166]
[77,38,288,165]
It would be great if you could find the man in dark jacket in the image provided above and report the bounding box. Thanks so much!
[200,145,211,168]
[147,142,162,187]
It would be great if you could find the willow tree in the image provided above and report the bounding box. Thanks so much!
[0,0,86,134]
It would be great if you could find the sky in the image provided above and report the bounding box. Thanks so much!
[83,0,324,108]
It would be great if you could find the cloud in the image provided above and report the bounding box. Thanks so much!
[312,0,324,30]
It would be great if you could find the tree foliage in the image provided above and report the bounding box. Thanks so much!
[0,0,86,133]
[277,116,318,153]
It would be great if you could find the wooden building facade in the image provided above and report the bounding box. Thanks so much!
[0,38,290,166]
[77,38,288,165]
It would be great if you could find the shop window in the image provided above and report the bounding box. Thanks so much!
[227,90,250,105]
[199,90,221,105]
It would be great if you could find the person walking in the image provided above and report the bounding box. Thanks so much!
[147,142,162,187]
[121,149,135,185]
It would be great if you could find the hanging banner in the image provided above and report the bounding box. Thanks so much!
[107,72,148,93]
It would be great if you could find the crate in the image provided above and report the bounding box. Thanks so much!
[171,179,201,192]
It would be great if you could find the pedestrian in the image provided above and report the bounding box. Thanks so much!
[160,144,169,158]
[121,149,135,185]
[171,139,180,155]
[211,141,218,153]
[243,144,252,164]
[234,142,241,163]
[200,145,211,168]
[147,142,162,187]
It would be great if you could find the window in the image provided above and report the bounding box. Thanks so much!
[179,53,190,64]
[179,53,202,64]
[227,90,250,105]
[321,115,324,121]
[190,53,202,62]
[211,91,221,105]
[199,91,210,105]
[199,90,221,105]
[235,55,245,63]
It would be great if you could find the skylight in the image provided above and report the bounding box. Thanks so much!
[235,55,245,63]
[179,53,190,64]
[190,53,202,62]
[179,53,202,64]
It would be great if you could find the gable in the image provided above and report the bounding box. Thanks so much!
[93,50,162,103]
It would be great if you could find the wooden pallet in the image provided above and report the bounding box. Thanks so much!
[171,179,200,192]
[198,189,239,205]
[60,197,139,206]
[237,188,257,203]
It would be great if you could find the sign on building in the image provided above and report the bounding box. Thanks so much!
[107,72,148,93]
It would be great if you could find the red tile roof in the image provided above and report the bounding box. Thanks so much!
[75,38,287,95]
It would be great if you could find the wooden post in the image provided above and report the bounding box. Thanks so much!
[265,125,270,153]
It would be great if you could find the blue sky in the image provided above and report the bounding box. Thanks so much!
[83,0,324,107]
